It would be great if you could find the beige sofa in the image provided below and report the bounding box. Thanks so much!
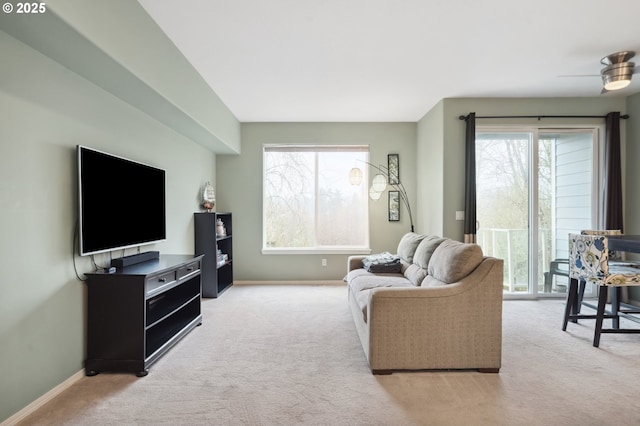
[346,233,504,374]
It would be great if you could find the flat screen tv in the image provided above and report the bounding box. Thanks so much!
[78,146,166,256]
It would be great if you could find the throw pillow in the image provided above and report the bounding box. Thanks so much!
[403,263,428,286]
[396,232,426,263]
[412,235,447,269]
[428,240,484,283]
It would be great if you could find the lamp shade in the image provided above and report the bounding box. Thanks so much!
[372,173,387,192]
[369,186,382,200]
[349,167,363,185]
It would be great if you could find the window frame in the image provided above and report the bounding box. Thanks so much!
[475,124,602,299]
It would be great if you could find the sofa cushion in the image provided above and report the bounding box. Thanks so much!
[347,269,413,322]
[403,263,428,286]
[355,289,372,322]
[420,275,450,287]
[396,232,426,263]
[427,240,484,284]
[400,259,411,275]
[412,235,447,269]
[347,269,410,293]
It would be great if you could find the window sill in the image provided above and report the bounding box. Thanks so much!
[261,247,372,255]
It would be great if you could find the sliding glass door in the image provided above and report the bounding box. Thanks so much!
[476,128,599,296]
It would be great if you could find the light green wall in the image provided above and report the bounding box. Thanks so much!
[216,122,417,281]
[0,0,240,154]
[0,4,240,422]
[625,93,640,301]
[418,97,629,241]
[626,92,640,234]
[416,100,444,235]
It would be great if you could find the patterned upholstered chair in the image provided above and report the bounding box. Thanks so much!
[564,233,640,347]
[569,230,622,315]
[581,229,623,258]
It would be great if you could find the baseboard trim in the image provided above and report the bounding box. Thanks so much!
[1,369,84,426]
[234,280,345,286]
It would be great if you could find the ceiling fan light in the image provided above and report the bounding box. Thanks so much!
[604,78,631,91]
[601,58,634,91]
[602,69,632,90]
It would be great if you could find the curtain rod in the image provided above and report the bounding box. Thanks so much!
[458,114,630,121]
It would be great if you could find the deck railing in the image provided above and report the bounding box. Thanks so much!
[477,228,553,292]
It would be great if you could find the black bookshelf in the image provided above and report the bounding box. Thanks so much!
[194,212,233,297]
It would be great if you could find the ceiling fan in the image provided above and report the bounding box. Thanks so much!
[559,51,637,94]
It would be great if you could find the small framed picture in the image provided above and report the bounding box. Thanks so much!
[388,191,400,221]
[388,154,399,184]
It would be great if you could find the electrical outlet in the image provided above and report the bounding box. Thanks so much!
[455,210,465,221]
[321,259,327,267]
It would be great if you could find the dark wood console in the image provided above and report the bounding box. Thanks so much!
[85,254,203,377]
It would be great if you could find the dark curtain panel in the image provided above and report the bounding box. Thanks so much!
[604,112,623,232]
[464,112,477,243]
[604,112,625,302]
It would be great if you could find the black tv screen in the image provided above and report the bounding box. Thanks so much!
[78,146,166,256]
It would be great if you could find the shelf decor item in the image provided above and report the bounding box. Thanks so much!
[202,181,215,212]
[216,218,226,236]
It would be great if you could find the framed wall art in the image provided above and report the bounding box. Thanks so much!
[388,191,400,221]
[388,153,399,185]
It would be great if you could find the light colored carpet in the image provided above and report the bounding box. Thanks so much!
[16,285,640,425]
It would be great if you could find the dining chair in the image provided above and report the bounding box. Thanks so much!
[561,230,620,322]
[581,229,623,259]
[570,230,622,314]
[564,233,640,347]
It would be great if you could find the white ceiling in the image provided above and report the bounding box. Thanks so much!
[138,0,640,122]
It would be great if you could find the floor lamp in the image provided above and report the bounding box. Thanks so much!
[349,160,414,232]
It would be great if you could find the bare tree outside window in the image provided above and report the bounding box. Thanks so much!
[263,146,369,250]
[476,130,596,294]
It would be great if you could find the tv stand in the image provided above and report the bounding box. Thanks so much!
[85,254,203,376]
[111,251,160,268]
